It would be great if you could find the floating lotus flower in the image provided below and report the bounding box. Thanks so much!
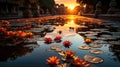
[26,32,33,38]
[0,27,6,32]
[17,30,23,34]
[59,50,75,63]
[63,40,71,48]
[44,37,52,44]
[54,36,62,42]
[85,38,92,44]
[64,50,75,59]
[1,20,10,26]
[71,56,90,67]
[6,31,14,36]
[20,32,27,38]
[0,27,34,46]
[47,56,60,65]
[59,50,75,58]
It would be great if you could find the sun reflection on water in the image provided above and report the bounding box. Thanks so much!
[64,20,79,28]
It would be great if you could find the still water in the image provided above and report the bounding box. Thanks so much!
[0,15,120,67]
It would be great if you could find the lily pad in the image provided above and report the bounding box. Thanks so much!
[84,55,104,64]
[90,29,108,32]
[55,47,63,52]
[57,63,67,67]
[78,45,91,50]
[58,51,65,56]
[50,46,63,52]
[50,46,57,50]
[109,41,120,45]
[90,44,103,48]
[89,49,104,54]
[87,36,97,40]
[92,40,108,44]
[85,33,98,37]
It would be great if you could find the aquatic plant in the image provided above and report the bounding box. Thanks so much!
[47,56,60,65]
[85,38,92,44]
[71,56,90,67]
[63,40,71,48]
[54,36,62,42]
[44,37,52,44]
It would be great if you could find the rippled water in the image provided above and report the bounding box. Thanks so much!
[0,15,120,67]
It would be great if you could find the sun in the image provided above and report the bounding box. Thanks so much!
[68,6,75,10]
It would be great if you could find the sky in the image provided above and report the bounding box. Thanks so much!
[55,0,79,9]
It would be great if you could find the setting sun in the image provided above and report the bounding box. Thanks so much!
[55,0,79,10]
[68,6,75,10]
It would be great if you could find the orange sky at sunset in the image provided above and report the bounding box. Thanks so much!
[55,0,79,10]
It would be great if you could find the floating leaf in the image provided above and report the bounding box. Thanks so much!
[89,49,103,54]
[58,63,67,67]
[84,55,104,64]
[78,45,91,50]
[58,51,65,56]
[90,44,103,48]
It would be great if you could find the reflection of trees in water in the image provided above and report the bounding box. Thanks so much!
[109,45,120,62]
[0,46,34,62]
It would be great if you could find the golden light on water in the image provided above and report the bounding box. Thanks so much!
[64,20,79,28]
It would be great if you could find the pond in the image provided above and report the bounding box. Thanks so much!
[0,15,120,67]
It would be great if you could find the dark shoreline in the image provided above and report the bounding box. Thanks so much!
[82,14,120,22]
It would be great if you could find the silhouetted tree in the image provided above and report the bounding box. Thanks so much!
[39,0,55,14]
[76,0,120,13]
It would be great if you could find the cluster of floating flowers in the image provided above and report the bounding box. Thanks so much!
[44,36,71,48]
[45,36,104,67]
[44,36,90,67]
[0,27,33,45]
[47,50,90,67]
[44,36,62,43]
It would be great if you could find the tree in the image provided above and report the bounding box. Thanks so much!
[76,0,97,13]
[76,0,120,13]
[39,0,55,14]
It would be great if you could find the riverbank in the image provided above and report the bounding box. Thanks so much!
[82,14,120,21]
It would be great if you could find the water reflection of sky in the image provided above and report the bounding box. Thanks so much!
[0,16,120,67]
